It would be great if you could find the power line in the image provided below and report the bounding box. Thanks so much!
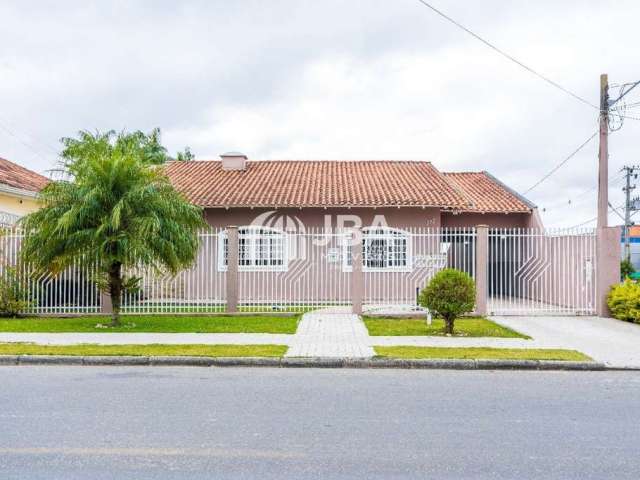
[567,203,625,229]
[0,122,53,163]
[414,0,598,109]
[523,131,598,195]
[541,173,625,212]
[610,80,640,105]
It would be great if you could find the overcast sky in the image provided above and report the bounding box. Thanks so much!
[1,0,639,227]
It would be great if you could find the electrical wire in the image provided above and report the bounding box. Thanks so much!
[414,0,598,109]
[540,173,625,212]
[567,203,624,229]
[0,122,53,163]
[523,131,598,195]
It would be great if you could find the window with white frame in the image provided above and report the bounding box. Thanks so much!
[343,227,412,272]
[218,226,288,271]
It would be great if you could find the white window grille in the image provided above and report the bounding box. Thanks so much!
[343,227,412,272]
[218,226,288,272]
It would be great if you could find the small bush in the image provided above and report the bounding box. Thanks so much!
[418,268,476,334]
[0,267,32,317]
[607,279,640,323]
[621,259,635,280]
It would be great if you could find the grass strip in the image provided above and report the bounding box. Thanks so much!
[0,343,288,357]
[364,316,529,338]
[374,346,591,361]
[0,315,299,334]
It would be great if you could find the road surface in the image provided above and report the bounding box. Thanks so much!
[1,366,639,479]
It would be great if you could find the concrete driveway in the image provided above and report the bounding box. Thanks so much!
[491,316,640,368]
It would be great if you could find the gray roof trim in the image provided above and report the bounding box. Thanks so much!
[482,171,537,210]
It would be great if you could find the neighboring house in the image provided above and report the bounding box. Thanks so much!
[0,157,49,225]
[165,153,542,273]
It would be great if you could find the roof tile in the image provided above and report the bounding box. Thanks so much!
[165,160,531,213]
[0,157,49,192]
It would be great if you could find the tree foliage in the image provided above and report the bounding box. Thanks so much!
[620,258,635,280]
[20,129,205,325]
[418,268,476,335]
[0,266,32,317]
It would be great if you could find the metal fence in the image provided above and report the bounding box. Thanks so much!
[0,226,597,316]
[487,228,597,316]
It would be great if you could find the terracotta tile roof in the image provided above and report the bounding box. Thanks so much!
[442,171,533,213]
[0,157,49,193]
[164,160,533,213]
[165,160,469,209]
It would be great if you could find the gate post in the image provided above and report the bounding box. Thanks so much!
[475,225,488,316]
[596,226,621,317]
[226,226,239,313]
[351,228,364,315]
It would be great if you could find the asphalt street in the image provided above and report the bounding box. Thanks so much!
[1,366,639,479]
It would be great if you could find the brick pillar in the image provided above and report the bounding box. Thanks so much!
[596,226,621,317]
[475,225,488,316]
[351,228,364,315]
[226,226,239,313]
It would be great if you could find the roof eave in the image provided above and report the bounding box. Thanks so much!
[0,183,40,199]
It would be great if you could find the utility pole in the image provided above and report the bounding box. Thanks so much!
[622,166,640,261]
[597,73,609,228]
[623,167,633,260]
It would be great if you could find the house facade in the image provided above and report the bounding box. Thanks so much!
[0,157,49,225]
[164,153,541,277]
[165,153,542,231]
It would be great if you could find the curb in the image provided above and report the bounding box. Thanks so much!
[0,355,609,370]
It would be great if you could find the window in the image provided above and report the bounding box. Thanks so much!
[343,227,412,272]
[218,226,288,271]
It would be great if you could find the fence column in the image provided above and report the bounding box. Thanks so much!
[475,225,488,316]
[351,228,364,315]
[100,292,113,315]
[226,226,239,313]
[596,226,621,317]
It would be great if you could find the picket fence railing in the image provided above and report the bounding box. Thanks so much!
[0,226,597,316]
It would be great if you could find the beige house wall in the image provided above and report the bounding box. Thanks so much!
[0,192,40,216]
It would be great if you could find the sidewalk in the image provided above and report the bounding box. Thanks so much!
[2,313,640,368]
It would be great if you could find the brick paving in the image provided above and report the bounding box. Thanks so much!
[285,311,375,358]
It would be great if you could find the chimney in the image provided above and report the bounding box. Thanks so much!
[220,152,247,171]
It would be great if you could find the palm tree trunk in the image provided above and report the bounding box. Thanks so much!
[108,262,123,327]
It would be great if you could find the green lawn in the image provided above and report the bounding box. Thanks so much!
[363,316,529,338]
[375,346,591,361]
[0,343,287,357]
[0,315,299,334]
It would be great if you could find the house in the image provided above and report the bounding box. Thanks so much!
[164,153,541,275]
[0,157,49,225]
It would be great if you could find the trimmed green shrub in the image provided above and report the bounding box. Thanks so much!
[0,267,32,317]
[607,279,640,323]
[418,268,476,335]
[621,259,635,280]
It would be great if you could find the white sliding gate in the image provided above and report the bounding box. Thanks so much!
[487,228,597,316]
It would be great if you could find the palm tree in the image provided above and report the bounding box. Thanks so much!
[20,130,205,326]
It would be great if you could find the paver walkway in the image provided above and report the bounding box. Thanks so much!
[285,310,375,358]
